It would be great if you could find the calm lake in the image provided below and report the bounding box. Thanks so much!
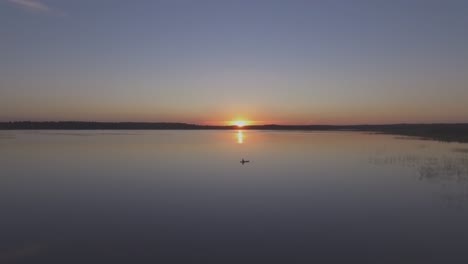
[1,130,468,263]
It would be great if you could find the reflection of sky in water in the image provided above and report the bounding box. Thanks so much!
[1,131,468,263]
[0,132,15,139]
[0,243,45,263]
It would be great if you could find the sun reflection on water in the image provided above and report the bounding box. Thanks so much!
[237,130,244,144]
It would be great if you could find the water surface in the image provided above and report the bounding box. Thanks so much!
[1,130,468,263]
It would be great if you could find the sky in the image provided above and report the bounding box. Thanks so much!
[1,0,468,125]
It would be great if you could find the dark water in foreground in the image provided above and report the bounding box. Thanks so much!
[1,130,468,263]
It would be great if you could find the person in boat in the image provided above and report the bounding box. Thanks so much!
[240,158,250,164]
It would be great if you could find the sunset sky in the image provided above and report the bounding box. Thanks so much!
[1,0,468,125]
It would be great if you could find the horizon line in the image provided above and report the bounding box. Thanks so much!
[2,121,468,127]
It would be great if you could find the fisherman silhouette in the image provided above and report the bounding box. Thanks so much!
[240,158,250,165]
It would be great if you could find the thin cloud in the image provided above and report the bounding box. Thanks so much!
[7,0,65,16]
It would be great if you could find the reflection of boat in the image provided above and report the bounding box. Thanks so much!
[240,158,250,164]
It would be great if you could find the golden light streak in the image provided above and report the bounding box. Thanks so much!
[237,130,244,144]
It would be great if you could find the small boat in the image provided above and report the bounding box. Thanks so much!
[240,158,250,164]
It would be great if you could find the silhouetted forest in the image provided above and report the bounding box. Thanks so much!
[1,122,468,142]
[0,121,228,130]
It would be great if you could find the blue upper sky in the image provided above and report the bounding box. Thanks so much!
[1,0,468,124]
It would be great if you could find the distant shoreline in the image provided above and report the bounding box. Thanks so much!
[1,122,468,143]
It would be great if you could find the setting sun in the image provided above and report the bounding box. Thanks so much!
[232,120,248,127]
